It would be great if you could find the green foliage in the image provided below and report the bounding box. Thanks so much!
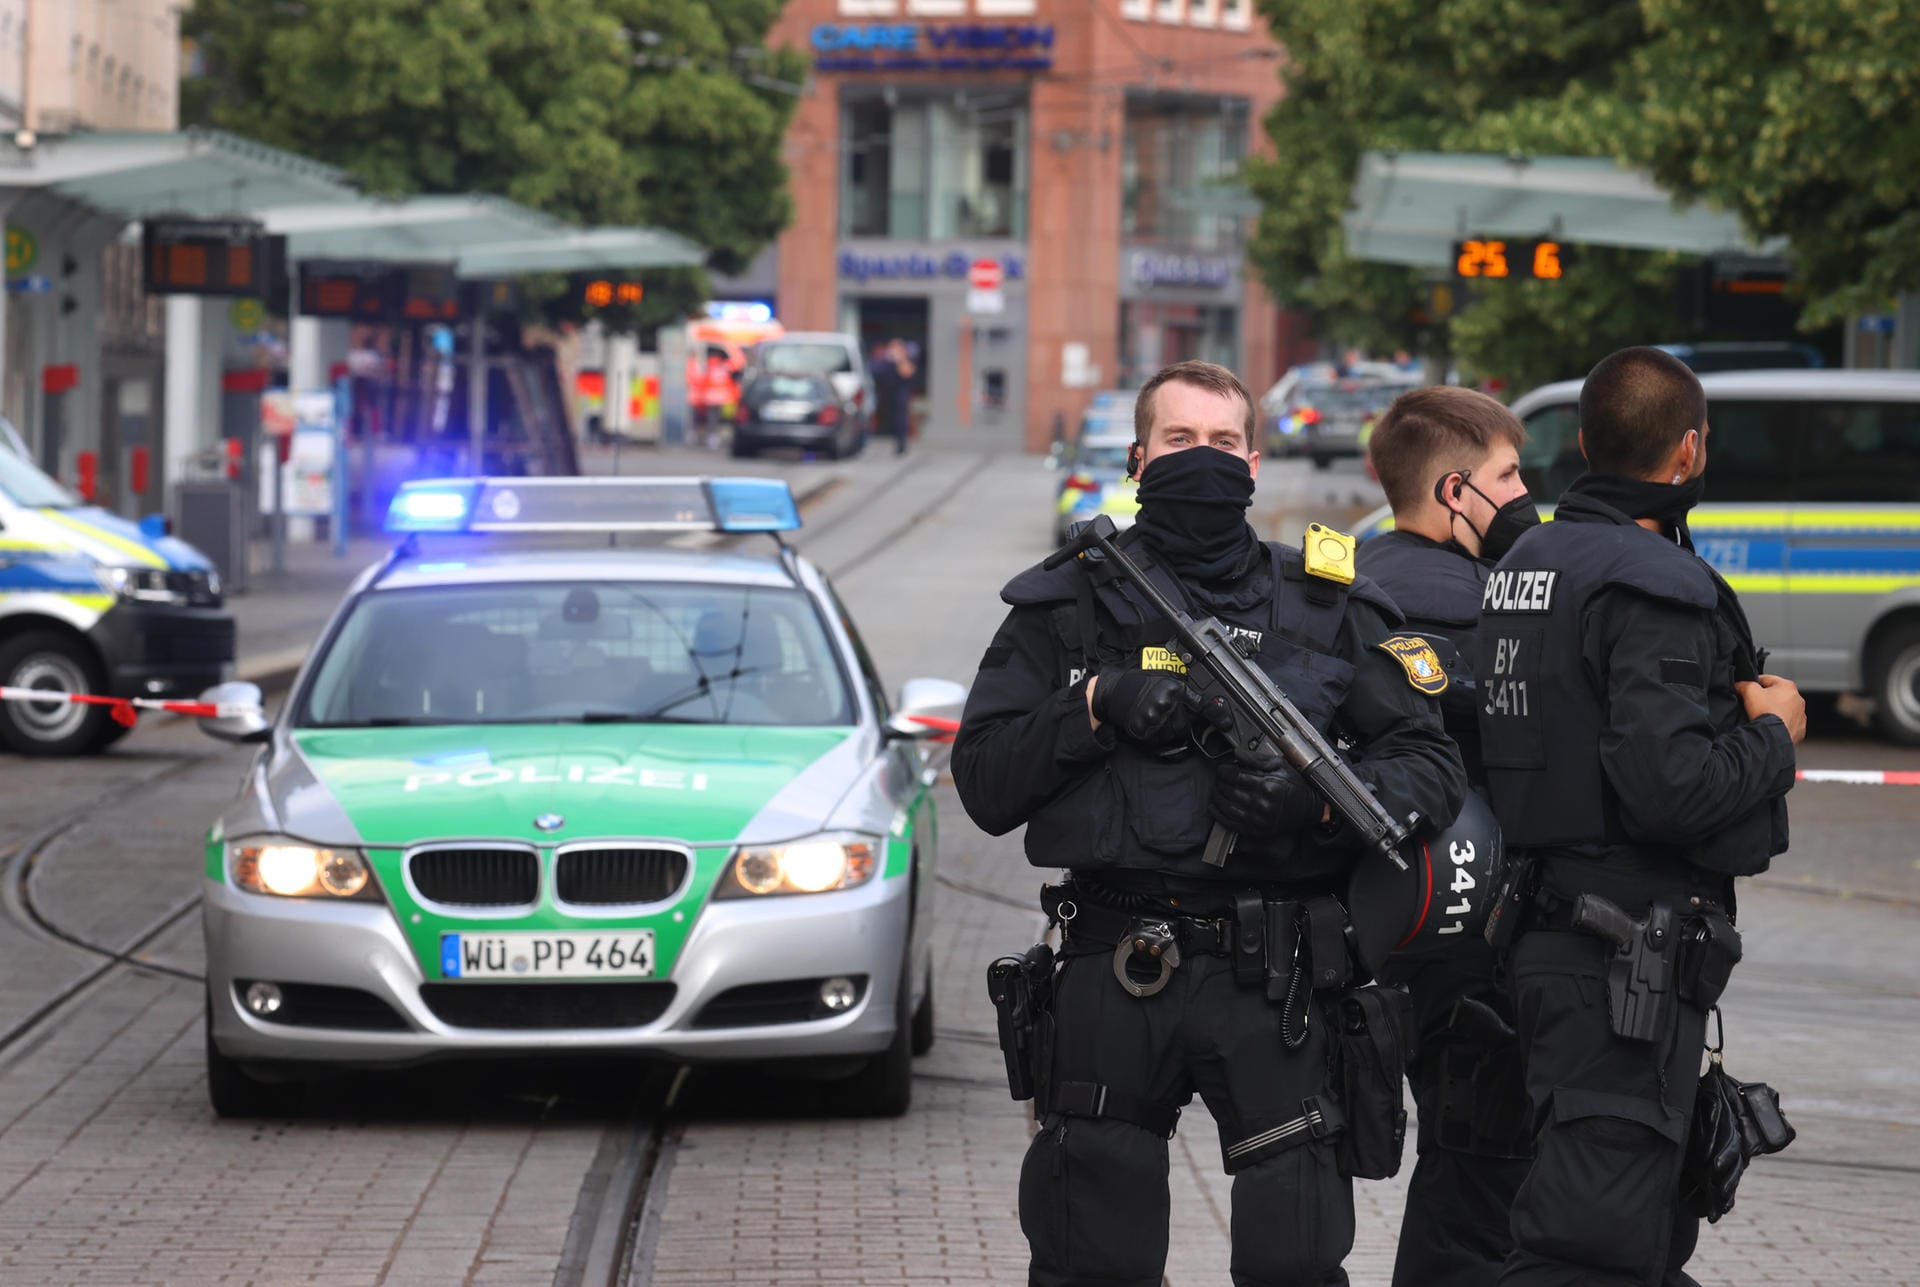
[183,0,806,325]
[1245,0,1694,387]
[1632,0,1920,325]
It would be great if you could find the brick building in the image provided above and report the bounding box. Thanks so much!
[738,0,1285,450]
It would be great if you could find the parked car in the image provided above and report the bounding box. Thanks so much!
[1355,369,1920,743]
[744,333,876,442]
[0,438,232,755]
[198,475,961,1117]
[1052,429,1139,543]
[732,370,866,460]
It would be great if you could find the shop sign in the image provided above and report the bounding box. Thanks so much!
[811,22,1055,72]
[1128,251,1238,291]
[839,248,1027,285]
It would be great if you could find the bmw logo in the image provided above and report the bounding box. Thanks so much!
[535,813,565,832]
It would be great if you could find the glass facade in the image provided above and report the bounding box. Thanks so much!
[1122,96,1250,251]
[1119,301,1239,388]
[841,92,1029,240]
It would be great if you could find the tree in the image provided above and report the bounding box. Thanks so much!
[1630,0,1920,326]
[1246,0,1700,389]
[183,0,807,325]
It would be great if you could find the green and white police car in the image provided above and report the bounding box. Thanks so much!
[197,476,962,1117]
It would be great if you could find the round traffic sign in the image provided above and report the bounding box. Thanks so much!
[5,226,37,277]
[968,258,1003,292]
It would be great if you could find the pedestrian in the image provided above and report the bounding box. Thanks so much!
[954,359,1467,1287]
[1356,386,1540,1287]
[872,341,903,450]
[890,339,917,455]
[1476,346,1803,1286]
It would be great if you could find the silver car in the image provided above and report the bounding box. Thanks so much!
[196,476,963,1116]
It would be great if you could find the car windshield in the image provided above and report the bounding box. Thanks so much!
[0,443,79,507]
[1298,383,1415,416]
[300,581,855,729]
[760,343,854,377]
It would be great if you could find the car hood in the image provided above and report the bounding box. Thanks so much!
[282,724,862,848]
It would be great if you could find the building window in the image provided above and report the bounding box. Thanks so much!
[906,0,966,13]
[1120,302,1239,388]
[1189,0,1221,25]
[841,92,1029,241]
[1121,0,1152,18]
[838,0,899,14]
[1156,0,1187,22]
[1122,96,1250,250]
[974,0,1038,13]
[1221,0,1252,29]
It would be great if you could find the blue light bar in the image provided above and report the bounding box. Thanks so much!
[384,476,801,537]
[387,480,480,532]
[706,478,801,533]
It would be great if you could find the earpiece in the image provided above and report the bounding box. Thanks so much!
[1127,441,1143,478]
[1432,472,1466,510]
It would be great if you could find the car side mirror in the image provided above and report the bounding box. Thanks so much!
[884,677,968,741]
[196,681,271,744]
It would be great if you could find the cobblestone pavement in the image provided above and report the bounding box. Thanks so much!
[0,449,1913,1285]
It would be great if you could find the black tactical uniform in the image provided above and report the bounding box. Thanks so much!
[1355,530,1531,1287]
[956,510,1465,1287]
[1475,481,1793,1286]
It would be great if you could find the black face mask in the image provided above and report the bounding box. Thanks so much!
[1566,471,1708,548]
[1435,474,1540,562]
[1134,447,1259,582]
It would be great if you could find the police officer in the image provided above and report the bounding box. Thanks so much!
[1476,347,1803,1286]
[1356,387,1537,1287]
[954,360,1467,1287]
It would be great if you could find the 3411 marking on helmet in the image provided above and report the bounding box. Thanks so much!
[1435,839,1478,936]
[1484,636,1529,718]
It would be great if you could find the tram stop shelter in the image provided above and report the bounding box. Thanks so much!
[0,127,704,524]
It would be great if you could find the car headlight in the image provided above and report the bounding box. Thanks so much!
[229,840,380,900]
[715,834,879,898]
[100,566,187,605]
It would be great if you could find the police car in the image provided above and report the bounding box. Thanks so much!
[0,436,231,754]
[196,476,963,1117]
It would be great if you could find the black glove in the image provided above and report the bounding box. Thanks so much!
[1089,669,1197,745]
[1209,759,1319,837]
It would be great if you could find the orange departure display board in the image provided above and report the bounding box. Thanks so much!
[142,220,283,298]
[298,262,463,324]
[1451,238,1567,282]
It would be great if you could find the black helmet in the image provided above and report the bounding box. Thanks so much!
[1347,788,1505,979]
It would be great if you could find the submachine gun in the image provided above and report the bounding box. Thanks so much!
[1044,515,1415,871]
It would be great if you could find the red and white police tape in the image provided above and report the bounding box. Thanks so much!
[0,686,259,728]
[1796,768,1920,787]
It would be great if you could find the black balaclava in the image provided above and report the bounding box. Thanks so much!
[1134,447,1260,582]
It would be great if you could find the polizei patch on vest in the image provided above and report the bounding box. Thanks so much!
[1140,645,1188,673]
[1482,568,1559,613]
[1375,636,1449,695]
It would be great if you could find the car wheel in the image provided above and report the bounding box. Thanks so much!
[818,438,840,462]
[1870,621,1920,746]
[205,1002,306,1118]
[729,441,758,460]
[0,630,111,756]
[1309,453,1333,471]
[827,964,913,1118]
[910,959,935,1056]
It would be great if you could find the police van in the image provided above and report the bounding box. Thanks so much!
[1361,371,1920,743]
[193,475,962,1117]
[0,437,232,754]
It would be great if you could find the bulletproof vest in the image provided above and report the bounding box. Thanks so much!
[1355,531,1488,780]
[1474,520,1718,851]
[1002,531,1388,885]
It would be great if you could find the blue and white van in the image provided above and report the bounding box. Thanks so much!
[0,436,234,754]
